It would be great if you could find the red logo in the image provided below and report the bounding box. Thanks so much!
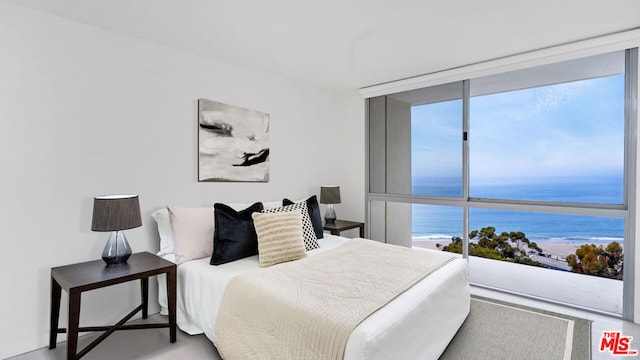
[600,331,638,356]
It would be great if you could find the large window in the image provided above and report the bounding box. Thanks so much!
[367,48,637,317]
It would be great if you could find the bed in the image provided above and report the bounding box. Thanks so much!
[152,200,469,360]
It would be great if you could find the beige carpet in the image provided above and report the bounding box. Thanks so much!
[439,296,591,360]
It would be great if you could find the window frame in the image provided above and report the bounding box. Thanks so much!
[365,47,638,320]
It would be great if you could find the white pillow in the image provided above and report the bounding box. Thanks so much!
[168,206,215,265]
[151,208,174,257]
[262,201,283,210]
[252,210,307,267]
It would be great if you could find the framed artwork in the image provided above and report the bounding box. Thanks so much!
[198,98,270,182]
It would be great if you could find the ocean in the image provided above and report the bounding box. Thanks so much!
[411,175,625,244]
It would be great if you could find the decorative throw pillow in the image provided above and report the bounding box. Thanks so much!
[167,206,216,265]
[211,202,264,266]
[263,202,319,250]
[283,195,324,239]
[252,211,307,267]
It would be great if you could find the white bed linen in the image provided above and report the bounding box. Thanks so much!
[158,235,469,360]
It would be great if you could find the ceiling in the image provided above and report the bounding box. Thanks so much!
[5,0,640,91]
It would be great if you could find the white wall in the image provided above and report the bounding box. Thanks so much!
[0,3,364,358]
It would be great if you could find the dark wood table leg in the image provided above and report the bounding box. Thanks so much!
[166,269,177,343]
[359,224,365,238]
[330,229,339,236]
[67,290,81,360]
[141,277,149,319]
[50,276,62,349]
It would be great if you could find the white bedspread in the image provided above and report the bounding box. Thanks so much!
[158,235,470,359]
[215,238,456,360]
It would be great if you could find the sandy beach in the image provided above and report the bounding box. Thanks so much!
[412,240,587,259]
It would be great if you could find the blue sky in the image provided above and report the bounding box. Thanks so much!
[411,75,625,179]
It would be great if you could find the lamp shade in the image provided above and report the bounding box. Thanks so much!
[91,195,142,232]
[320,186,341,204]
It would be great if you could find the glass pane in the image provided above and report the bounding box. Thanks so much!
[463,208,624,314]
[411,204,463,250]
[469,52,625,204]
[368,82,464,196]
[411,99,463,197]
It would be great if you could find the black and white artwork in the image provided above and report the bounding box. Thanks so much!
[198,99,270,182]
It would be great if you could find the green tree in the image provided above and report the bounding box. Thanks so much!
[566,242,623,280]
[438,226,544,267]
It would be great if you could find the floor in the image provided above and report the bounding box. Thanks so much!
[8,286,640,360]
[6,315,221,360]
[472,287,640,360]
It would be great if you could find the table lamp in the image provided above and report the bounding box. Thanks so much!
[91,195,142,265]
[320,186,341,224]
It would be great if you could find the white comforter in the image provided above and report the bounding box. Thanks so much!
[216,238,457,360]
[158,235,470,360]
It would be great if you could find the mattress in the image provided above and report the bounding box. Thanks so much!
[158,235,470,359]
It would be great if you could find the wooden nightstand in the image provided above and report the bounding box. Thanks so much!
[323,219,365,238]
[49,252,176,360]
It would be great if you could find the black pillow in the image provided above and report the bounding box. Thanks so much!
[211,202,264,266]
[283,195,323,239]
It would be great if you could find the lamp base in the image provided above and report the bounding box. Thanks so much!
[324,204,337,224]
[102,231,132,265]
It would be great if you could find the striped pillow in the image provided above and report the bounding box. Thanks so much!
[252,210,307,267]
[262,201,319,251]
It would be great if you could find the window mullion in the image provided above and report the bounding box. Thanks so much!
[462,79,470,259]
[622,47,638,321]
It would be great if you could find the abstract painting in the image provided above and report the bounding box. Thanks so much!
[198,99,270,182]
